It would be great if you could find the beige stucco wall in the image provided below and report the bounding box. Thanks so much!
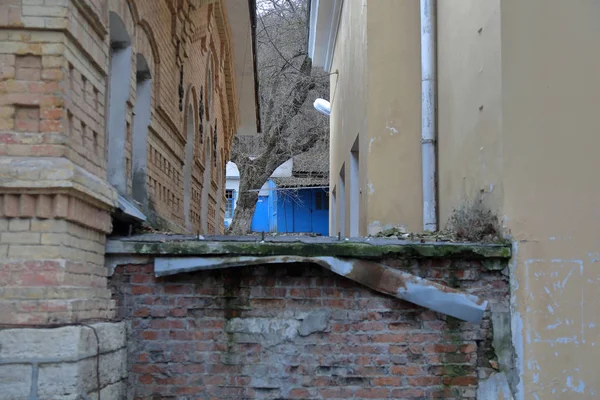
[329,0,368,235]
[365,0,422,235]
[329,0,422,236]
[500,0,600,397]
[437,0,600,397]
[437,0,504,224]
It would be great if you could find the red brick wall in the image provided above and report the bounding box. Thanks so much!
[110,259,509,399]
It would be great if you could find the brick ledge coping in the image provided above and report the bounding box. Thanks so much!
[105,234,511,260]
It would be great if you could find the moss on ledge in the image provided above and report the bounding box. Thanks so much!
[106,235,511,260]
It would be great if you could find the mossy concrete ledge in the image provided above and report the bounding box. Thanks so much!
[105,234,511,260]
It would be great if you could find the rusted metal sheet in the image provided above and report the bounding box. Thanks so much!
[154,255,487,323]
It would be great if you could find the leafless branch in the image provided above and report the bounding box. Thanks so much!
[227,0,329,235]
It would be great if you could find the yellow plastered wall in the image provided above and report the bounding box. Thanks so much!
[438,0,600,397]
[329,0,422,236]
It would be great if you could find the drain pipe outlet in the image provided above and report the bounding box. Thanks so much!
[421,0,437,232]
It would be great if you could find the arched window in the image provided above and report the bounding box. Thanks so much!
[201,126,212,234]
[213,120,218,167]
[132,53,152,206]
[206,55,213,121]
[198,85,204,144]
[183,103,195,231]
[107,12,132,195]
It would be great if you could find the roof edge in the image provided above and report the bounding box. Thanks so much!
[248,0,262,134]
[307,0,343,72]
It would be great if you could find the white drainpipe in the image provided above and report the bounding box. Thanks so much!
[420,0,437,231]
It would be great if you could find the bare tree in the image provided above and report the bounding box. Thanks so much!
[227,0,329,234]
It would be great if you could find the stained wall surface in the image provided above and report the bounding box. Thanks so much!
[437,0,504,222]
[437,1,600,397]
[324,0,600,397]
[499,1,600,398]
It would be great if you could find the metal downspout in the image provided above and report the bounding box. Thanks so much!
[421,0,438,231]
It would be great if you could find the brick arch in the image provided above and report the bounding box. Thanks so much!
[207,36,220,82]
[107,0,136,196]
[136,20,160,79]
[109,0,137,37]
[130,19,158,209]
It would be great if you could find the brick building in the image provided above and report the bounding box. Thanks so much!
[0,0,258,397]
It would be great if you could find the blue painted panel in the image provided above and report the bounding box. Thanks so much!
[276,188,329,236]
[276,194,289,233]
[251,196,269,232]
[277,191,295,233]
[251,180,278,233]
[294,190,312,232]
[267,180,277,232]
[310,189,329,236]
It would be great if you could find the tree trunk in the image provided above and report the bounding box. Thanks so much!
[227,179,260,235]
[225,1,328,235]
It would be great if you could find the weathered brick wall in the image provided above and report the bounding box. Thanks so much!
[0,0,237,324]
[0,0,233,238]
[0,1,116,324]
[105,0,232,233]
[0,200,114,325]
[110,258,509,399]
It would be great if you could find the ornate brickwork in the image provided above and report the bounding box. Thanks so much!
[0,0,244,324]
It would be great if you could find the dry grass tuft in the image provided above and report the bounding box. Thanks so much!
[446,201,504,243]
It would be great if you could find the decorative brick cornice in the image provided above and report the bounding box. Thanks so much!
[0,192,112,233]
[0,157,118,208]
[0,157,117,233]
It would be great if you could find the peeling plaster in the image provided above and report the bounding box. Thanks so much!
[386,123,398,135]
[479,311,519,399]
[368,137,377,152]
[477,372,514,400]
[515,243,598,397]
[525,259,585,345]
[565,376,586,393]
